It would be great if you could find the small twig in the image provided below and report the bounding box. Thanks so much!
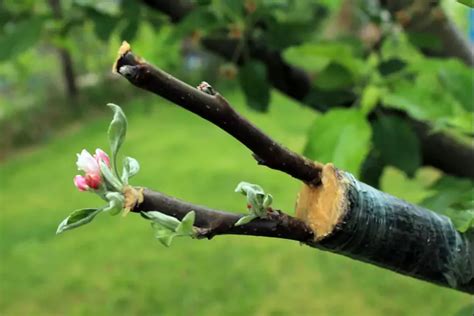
[114,42,323,185]
[132,189,314,242]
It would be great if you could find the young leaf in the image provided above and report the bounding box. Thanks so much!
[103,192,124,215]
[304,108,371,176]
[176,211,196,235]
[151,222,178,247]
[107,103,128,177]
[56,208,102,234]
[121,156,140,184]
[238,61,271,112]
[143,211,181,231]
[457,0,474,8]
[235,214,258,226]
[99,161,123,191]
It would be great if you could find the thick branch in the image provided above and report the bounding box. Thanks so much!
[133,189,314,242]
[383,0,474,66]
[114,44,322,184]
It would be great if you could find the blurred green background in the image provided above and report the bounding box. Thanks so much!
[1,1,473,315]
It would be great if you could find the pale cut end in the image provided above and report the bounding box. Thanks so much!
[296,163,349,241]
[112,41,132,72]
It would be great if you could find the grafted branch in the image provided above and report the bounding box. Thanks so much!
[114,43,473,294]
[133,189,314,241]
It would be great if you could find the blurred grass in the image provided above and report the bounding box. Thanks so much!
[0,90,472,316]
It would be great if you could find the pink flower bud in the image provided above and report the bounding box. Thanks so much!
[74,175,90,191]
[85,173,102,190]
[76,149,100,175]
[94,148,110,167]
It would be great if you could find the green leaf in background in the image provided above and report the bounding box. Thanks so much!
[422,176,473,212]
[121,156,140,184]
[86,8,119,42]
[304,108,371,176]
[56,208,102,234]
[107,103,128,177]
[0,17,44,61]
[283,42,364,77]
[437,60,474,112]
[377,58,407,76]
[372,115,421,177]
[380,167,439,204]
[360,85,380,115]
[456,0,474,8]
[314,62,354,90]
[238,61,271,112]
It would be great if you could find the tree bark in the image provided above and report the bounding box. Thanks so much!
[116,44,474,293]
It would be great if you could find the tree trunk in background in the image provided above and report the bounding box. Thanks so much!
[48,0,79,107]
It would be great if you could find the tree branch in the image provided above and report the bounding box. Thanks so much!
[114,43,323,185]
[382,0,474,66]
[114,44,474,293]
[133,189,314,241]
[141,0,474,181]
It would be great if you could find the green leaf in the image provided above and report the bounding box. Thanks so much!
[103,192,124,215]
[235,215,257,226]
[121,156,140,184]
[238,61,271,112]
[304,109,371,176]
[143,211,181,231]
[380,167,435,204]
[421,176,474,213]
[314,62,354,90]
[360,85,380,115]
[151,222,178,247]
[99,161,123,191]
[377,58,407,76]
[283,42,364,76]
[457,0,474,8]
[107,103,128,177]
[372,116,421,176]
[86,8,119,42]
[0,17,44,62]
[56,208,101,234]
[176,211,196,235]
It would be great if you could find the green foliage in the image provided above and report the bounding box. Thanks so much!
[238,61,271,112]
[372,116,420,177]
[0,17,44,61]
[234,181,273,225]
[144,211,196,247]
[56,208,101,234]
[457,0,474,8]
[305,109,371,176]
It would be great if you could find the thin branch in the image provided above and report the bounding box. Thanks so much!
[133,189,314,242]
[114,44,323,185]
